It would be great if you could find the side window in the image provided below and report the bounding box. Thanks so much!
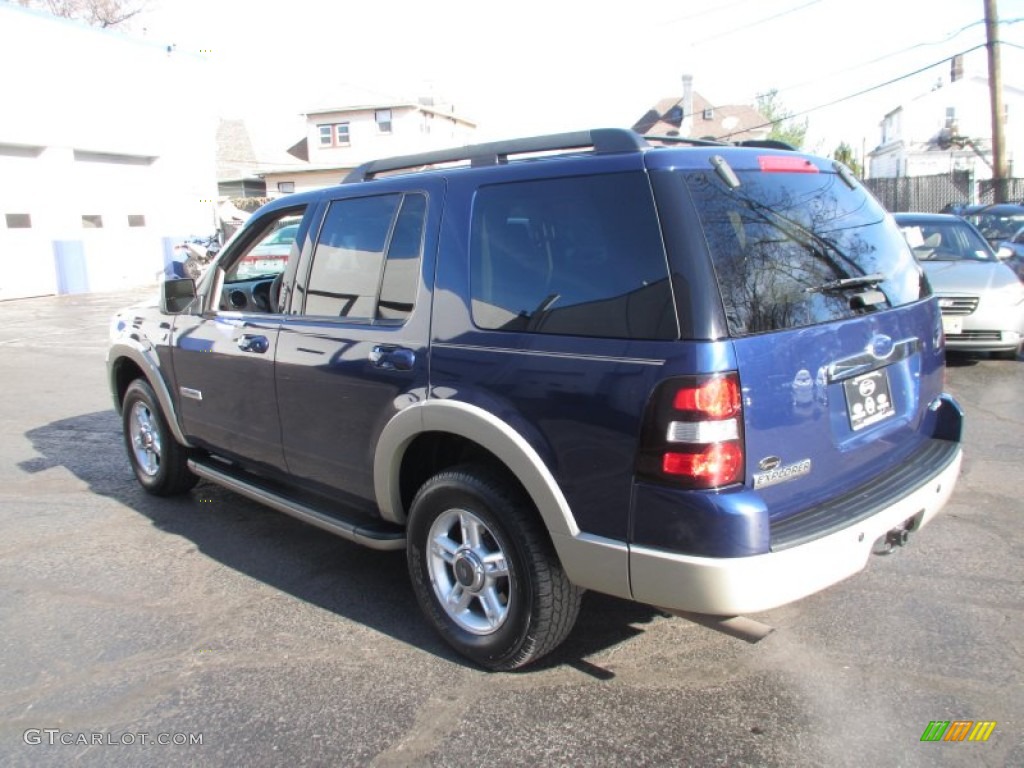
[469,173,676,340]
[377,194,426,322]
[226,211,304,283]
[302,192,425,321]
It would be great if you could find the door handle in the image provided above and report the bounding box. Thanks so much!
[369,345,415,371]
[237,334,269,354]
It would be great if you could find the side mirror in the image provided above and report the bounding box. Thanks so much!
[161,277,197,314]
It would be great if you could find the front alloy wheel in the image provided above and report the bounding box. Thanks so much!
[121,379,197,496]
[129,399,163,478]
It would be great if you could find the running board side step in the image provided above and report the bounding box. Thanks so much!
[187,459,406,551]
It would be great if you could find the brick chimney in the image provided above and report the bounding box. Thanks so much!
[950,55,963,82]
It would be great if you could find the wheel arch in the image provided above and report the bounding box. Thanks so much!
[374,400,578,539]
[375,399,632,601]
[107,341,192,447]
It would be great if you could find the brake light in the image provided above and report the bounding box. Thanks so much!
[672,375,741,419]
[636,373,745,490]
[758,155,819,173]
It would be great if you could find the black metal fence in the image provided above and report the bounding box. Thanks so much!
[864,172,1024,213]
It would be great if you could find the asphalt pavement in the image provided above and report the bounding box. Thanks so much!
[0,290,1021,767]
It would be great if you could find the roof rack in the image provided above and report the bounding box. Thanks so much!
[735,139,797,151]
[642,134,727,147]
[643,135,798,152]
[344,128,648,183]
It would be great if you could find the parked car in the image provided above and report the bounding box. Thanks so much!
[108,129,964,670]
[994,224,1024,280]
[952,202,1024,250]
[233,220,299,280]
[894,212,1024,359]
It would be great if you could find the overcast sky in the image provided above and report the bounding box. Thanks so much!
[135,0,1024,156]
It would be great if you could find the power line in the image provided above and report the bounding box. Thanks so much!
[720,43,989,140]
[691,0,825,44]
[756,18,995,100]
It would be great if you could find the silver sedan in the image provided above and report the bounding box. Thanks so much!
[894,212,1024,359]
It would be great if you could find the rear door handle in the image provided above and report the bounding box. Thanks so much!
[237,334,269,354]
[369,345,415,371]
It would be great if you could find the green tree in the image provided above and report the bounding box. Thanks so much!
[831,142,863,177]
[755,89,808,150]
[15,0,144,28]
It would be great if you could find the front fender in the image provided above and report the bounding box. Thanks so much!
[107,338,191,448]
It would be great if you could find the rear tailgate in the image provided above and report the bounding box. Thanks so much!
[668,150,949,533]
[732,302,944,527]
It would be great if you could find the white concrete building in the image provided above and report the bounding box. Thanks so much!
[0,6,217,299]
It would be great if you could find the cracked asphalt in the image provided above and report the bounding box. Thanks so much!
[0,290,1021,767]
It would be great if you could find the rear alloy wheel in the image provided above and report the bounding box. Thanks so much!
[122,379,198,496]
[406,466,581,671]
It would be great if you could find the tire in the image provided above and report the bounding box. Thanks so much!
[993,345,1020,361]
[122,379,198,496]
[406,466,582,671]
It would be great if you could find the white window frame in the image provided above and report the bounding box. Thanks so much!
[318,122,351,147]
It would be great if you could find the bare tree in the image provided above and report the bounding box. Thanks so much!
[16,0,145,28]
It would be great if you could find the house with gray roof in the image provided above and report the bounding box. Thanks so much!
[633,75,769,143]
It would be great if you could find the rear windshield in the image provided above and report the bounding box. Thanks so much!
[682,168,929,336]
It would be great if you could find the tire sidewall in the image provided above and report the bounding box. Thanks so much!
[122,380,172,492]
[407,475,535,669]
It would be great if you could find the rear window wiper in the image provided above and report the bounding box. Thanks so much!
[805,273,886,294]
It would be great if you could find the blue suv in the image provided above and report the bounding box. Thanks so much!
[108,129,964,670]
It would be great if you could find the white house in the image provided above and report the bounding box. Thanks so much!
[0,6,217,300]
[260,90,477,197]
[869,52,1024,180]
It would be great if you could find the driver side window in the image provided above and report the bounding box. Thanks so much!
[219,207,305,313]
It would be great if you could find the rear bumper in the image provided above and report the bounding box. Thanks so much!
[628,443,962,615]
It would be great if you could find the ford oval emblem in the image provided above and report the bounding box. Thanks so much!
[870,334,894,360]
[758,456,782,471]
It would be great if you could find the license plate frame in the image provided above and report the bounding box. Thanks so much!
[843,368,896,432]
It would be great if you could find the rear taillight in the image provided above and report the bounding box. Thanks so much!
[637,373,745,490]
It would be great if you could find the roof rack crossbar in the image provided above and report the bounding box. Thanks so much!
[344,128,647,183]
[642,134,727,147]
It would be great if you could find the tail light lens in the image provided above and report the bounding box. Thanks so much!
[636,373,745,489]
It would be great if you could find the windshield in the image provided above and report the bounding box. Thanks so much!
[897,219,996,263]
[681,169,929,336]
[965,211,1024,244]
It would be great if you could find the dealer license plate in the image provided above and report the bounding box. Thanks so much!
[843,369,896,432]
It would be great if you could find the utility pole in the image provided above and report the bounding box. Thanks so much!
[984,0,1008,202]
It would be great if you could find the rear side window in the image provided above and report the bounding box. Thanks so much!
[683,169,929,336]
[470,172,676,340]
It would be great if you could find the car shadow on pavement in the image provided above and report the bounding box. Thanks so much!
[22,409,662,675]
